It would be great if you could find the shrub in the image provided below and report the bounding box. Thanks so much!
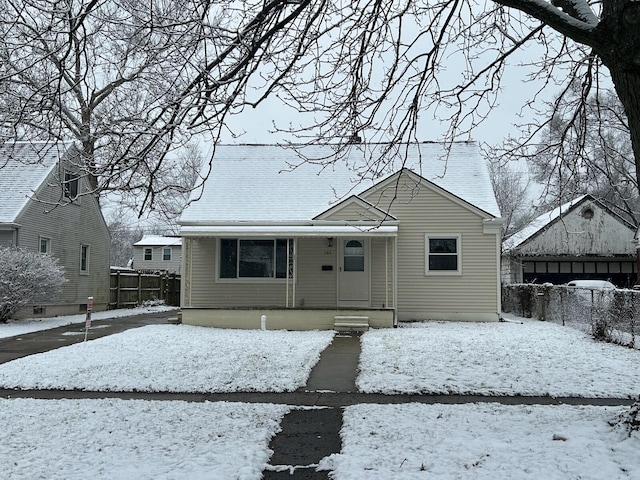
[0,246,66,322]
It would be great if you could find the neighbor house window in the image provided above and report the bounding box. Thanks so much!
[144,247,153,261]
[219,238,290,279]
[425,234,461,275]
[39,237,51,254]
[80,244,90,273]
[163,247,172,261]
[64,171,79,199]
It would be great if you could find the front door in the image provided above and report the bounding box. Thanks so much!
[339,238,370,306]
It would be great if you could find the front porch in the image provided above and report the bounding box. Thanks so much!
[181,307,396,331]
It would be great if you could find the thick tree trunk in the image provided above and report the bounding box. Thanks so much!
[608,66,640,193]
[598,0,640,194]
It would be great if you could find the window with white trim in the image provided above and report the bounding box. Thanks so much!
[425,234,461,274]
[39,237,51,254]
[144,247,152,261]
[163,247,172,261]
[219,239,290,279]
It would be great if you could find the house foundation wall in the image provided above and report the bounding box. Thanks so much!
[397,310,500,322]
[181,308,395,330]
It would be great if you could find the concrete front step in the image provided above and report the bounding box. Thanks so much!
[333,315,369,332]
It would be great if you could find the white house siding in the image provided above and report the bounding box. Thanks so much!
[13,162,110,314]
[515,200,636,256]
[133,245,182,274]
[362,173,500,321]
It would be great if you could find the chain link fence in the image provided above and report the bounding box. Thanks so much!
[503,284,638,348]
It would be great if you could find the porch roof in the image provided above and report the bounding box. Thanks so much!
[180,224,398,237]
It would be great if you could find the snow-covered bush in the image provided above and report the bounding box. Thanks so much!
[0,246,66,322]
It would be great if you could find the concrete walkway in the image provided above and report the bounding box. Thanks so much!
[263,333,362,479]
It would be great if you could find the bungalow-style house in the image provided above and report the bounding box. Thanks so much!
[132,235,182,274]
[178,142,502,330]
[0,141,111,317]
[502,194,637,287]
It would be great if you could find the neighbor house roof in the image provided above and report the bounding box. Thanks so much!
[503,194,636,252]
[133,235,182,247]
[179,142,500,226]
[0,142,68,224]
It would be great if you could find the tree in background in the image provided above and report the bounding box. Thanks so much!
[0,246,66,322]
[488,159,538,239]
[3,0,640,210]
[526,88,640,223]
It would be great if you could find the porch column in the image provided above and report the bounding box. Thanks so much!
[285,238,296,308]
[181,237,192,308]
[393,236,398,326]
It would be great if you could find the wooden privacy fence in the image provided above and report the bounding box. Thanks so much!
[109,271,180,309]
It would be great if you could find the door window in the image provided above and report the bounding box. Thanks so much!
[344,240,364,272]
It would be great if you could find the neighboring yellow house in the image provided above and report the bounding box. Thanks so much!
[178,142,503,330]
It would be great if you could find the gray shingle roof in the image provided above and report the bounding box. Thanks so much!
[0,142,67,223]
[180,142,500,224]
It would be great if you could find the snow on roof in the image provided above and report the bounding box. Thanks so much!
[133,235,182,247]
[0,142,67,223]
[179,142,500,224]
[503,195,588,252]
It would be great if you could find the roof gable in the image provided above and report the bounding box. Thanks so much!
[179,143,501,225]
[313,195,396,221]
[0,142,67,223]
[504,195,637,253]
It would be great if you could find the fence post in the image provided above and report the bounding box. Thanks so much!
[116,271,121,309]
[137,272,142,306]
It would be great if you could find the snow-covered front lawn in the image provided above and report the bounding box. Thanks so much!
[321,403,638,479]
[0,325,334,392]
[1,316,640,479]
[357,317,640,397]
[0,398,290,480]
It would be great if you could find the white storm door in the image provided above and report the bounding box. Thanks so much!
[339,238,370,305]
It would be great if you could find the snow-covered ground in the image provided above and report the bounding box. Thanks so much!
[0,325,334,392]
[1,315,639,479]
[358,316,640,398]
[0,304,176,339]
[321,403,638,479]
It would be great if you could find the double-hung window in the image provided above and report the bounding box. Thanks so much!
[220,239,290,279]
[39,237,51,254]
[425,234,461,275]
[144,248,153,261]
[163,247,172,261]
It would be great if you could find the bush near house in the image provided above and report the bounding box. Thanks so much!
[503,283,639,347]
[0,246,66,322]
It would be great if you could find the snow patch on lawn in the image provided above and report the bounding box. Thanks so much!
[0,398,290,480]
[357,319,640,397]
[0,325,335,392]
[321,403,639,479]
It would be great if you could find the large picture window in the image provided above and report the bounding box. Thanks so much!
[425,234,461,275]
[220,239,290,279]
